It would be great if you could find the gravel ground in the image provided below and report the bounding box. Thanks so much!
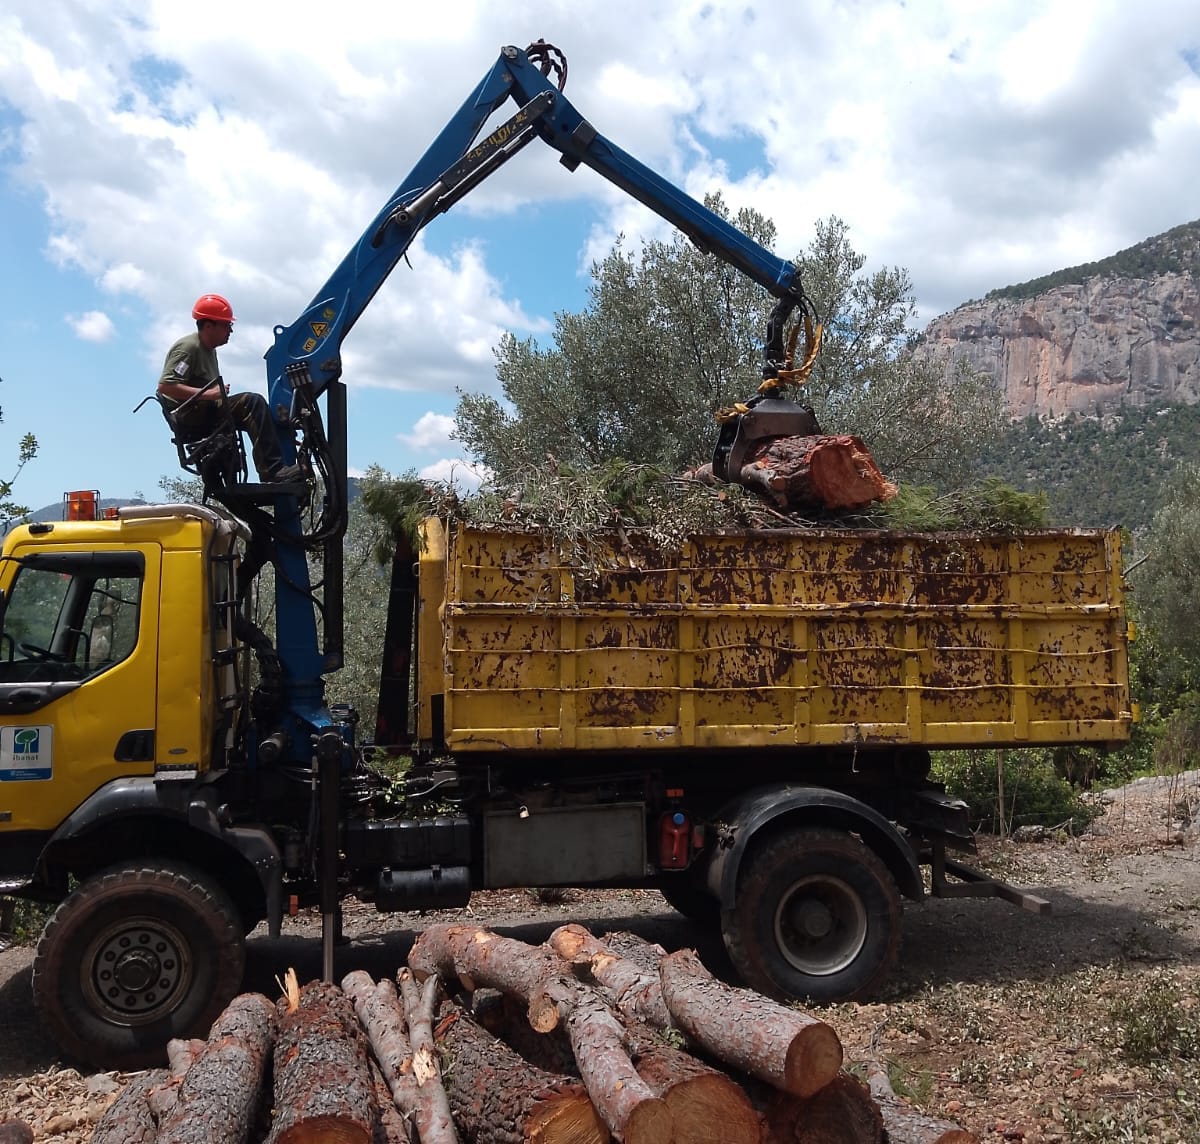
[2,770,1198,1142]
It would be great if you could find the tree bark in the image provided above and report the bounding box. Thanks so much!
[549,925,674,1030]
[157,991,277,1144]
[267,980,376,1144]
[410,924,672,1144]
[435,997,610,1144]
[627,1025,760,1144]
[472,989,579,1077]
[368,1058,414,1144]
[863,1059,978,1144]
[659,949,843,1098]
[89,1071,164,1144]
[764,1072,883,1143]
[342,970,458,1144]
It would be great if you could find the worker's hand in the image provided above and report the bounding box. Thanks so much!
[202,379,227,401]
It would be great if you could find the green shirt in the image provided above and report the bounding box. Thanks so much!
[158,333,220,397]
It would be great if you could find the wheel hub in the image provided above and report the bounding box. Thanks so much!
[85,918,189,1023]
[774,874,868,977]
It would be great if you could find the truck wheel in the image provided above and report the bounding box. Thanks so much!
[32,861,245,1070]
[722,827,901,1004]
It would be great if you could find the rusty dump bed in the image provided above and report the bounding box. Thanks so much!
[416,520,1133,754]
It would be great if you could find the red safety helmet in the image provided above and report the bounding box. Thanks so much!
[192,293,236,323]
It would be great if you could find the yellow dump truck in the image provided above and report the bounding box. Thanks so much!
[0,505,1133,1067]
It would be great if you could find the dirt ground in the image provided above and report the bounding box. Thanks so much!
[2,770,1198,1143]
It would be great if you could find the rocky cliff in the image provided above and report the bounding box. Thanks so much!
[913,223,1200,419]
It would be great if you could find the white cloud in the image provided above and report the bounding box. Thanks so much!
[67,310,116,343]
[418,457,488,492]
[399,412,456,452]
[0,0,1197,489]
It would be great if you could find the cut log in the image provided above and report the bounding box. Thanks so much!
[0,1122,33,1144]
[410,924,672,1144]
[472,988,579,1077]
[267,980,376,1144]
[764,1072,883,1143]
[398,969,458,1143]
[145,1036,209,1125]
[89,1070,164,1144]
[659,948,842,1098]
[157,991,277,1144]
[342,970,457,1144]
[689,435,895,512]
[628,1026,760,1144]
[864,1059,978,1144]
[409,923,565,1032]
[549,924,674,1031]
[436,996,610,1144]
[368,1058,414,1144]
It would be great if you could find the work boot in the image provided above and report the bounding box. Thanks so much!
[265,463,305,484]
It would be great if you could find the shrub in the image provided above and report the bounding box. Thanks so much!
[932,748,1100,834]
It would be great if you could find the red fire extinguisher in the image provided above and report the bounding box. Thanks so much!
[659,810,691,869]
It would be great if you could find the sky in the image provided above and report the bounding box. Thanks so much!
[1,1,1197,512]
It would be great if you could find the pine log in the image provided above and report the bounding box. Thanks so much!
[0,1122,33,1144]
[549,924,674,1030]
[89,1070,164,1144]
[144,1036,210,1125]
[267,980,376,1144]
[410,924,672,1144]
[399,969,458,1143]
[342,970,457,1144]
[864,1059,978,1144]
[368,1058,414,1144]
[764,1072,883,1143]
[628,1026,760,1144]
[472,989,579,1078]
[436,997,610,1144]
[659,949,842,1098]
[157,992,277,1144]
[409,924,565,1032]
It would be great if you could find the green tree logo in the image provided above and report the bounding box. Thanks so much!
[13,728,40,754]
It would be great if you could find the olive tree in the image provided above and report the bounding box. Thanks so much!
[454,200,1003,492]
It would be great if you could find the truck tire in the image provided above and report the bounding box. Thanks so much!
[31,861,245,1070]
[721,827,901,1003]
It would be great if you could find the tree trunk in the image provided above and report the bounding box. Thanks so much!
[267,980,376,1144]
[659,949,843,1098]
[90,1071,164,1144]
[549,925,674,1030]
[740,434,896,511]
[410,924,672,1144]
[157,992,277,1144]
[342,970,458,1144]
[368,1059,414,1144]
[436,997,610,1144]
[764,1072,883,1143]
[472,989,579,1078]
[864,1059,978,1144]
[628,1026,760,1144]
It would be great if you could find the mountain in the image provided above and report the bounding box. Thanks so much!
[913,220,1200,418]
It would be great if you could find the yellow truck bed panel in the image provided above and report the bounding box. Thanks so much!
[427,524,1132,752]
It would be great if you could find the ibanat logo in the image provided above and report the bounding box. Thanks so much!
[12,728,39,755]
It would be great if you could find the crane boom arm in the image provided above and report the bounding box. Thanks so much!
[263,42,804,412]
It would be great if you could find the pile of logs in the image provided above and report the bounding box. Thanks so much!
[86,925,977,1144]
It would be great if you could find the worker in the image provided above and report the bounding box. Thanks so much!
[158,293,302,483]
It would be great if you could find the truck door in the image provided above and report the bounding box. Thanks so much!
[0,545,159,832]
